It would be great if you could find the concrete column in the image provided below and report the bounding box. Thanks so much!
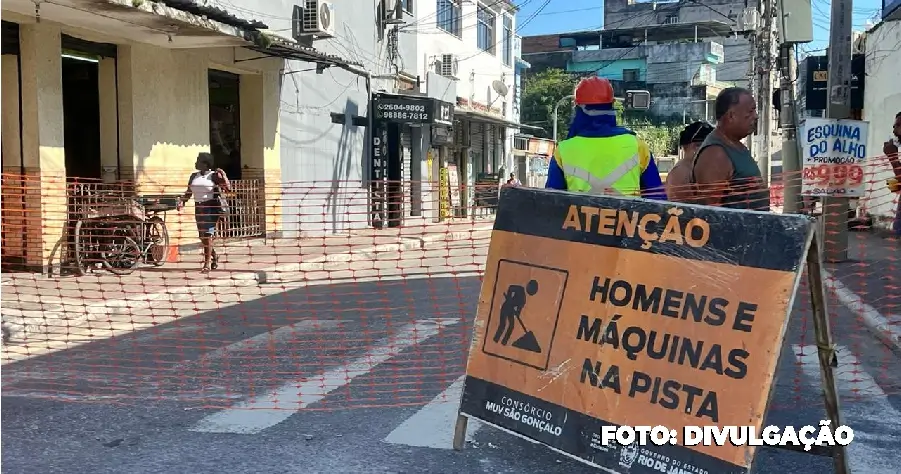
[1,54,25,263]
[239,73,264,172]
[115,44,134,182]
[409,126,423,217]
[2,55,22,172]
[98,57,118,182]
[18,22,66,272]
[241,70,283,236]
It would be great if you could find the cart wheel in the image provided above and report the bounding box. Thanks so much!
[73,219,100,276]
[146,216,170,266]
[101,229,141,276]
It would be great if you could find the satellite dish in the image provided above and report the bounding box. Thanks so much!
[492,80,509,97]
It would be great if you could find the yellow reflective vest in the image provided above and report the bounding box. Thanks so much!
[554,135,650,197]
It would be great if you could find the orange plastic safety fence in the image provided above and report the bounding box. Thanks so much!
[0,160,898,415]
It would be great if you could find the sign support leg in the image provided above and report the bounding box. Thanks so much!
[452,414,469,451]
[805,235,850,474]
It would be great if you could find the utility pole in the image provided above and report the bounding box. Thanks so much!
[747,30,757,158]
[779,44,801,213]
[756,0,775,186]
[823,0,854,262]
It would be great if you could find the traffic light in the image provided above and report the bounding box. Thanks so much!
[624,90,650,110]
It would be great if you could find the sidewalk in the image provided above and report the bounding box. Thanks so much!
[825,231,901,352]
[1,218,495,334]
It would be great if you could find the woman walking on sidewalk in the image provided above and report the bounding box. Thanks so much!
[176,152,232,273]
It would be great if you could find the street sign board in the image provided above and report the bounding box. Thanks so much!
[800,118,870,197]
[373,94,455,125]
[453,187,838,473]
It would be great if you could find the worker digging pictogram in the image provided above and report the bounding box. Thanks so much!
[482,259,569,371]
[493,279,542,352]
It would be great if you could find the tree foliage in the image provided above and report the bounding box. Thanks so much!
[521,69,578,142]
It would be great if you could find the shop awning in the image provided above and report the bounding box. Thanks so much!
[455,108,545,134]
[113,0,359,67]
[243,32,363,68]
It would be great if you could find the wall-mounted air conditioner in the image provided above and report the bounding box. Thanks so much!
[437,53,460,78]
[737,8,759,32]
[299,0,336,38]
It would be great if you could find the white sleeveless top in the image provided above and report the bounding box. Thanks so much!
[189,171,217,201]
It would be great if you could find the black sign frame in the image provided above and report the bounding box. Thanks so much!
[804,55,865,111]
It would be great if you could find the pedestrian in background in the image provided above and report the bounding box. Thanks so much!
[689,87,770,211]
[665,121,714,203]
[176,152,231,273]
[882,111,901,237]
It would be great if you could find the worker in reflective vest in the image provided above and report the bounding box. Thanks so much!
[545,77,667,200]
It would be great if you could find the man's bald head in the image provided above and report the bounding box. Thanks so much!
[715,87,758,140]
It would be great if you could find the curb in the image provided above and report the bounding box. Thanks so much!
[3,226,494,338]
[824,270,901,354]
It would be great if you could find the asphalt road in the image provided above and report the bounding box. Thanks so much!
[2,241,900,474]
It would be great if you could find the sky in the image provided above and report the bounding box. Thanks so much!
[515,0,885,55]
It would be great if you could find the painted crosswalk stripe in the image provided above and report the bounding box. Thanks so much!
[793,344,901,474]
[176,318,344,369]
[189,317,461,435]
[383,375,482,449]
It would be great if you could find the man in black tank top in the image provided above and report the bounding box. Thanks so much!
[691,87,770,211]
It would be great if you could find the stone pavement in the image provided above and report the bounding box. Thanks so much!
[826,231,901,352]
[0,218,495,338]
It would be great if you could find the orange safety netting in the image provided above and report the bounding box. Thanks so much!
[0,158,898,414]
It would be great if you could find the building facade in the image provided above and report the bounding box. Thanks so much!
[0,0,537,273]
[241,0,401,236]
[861,18,901,224]
[523,0,757,122]
[521,0,785,180]
[0,0,361,272]
[395,0,525,217]
[603,0,752,85]
[511,34,532,184]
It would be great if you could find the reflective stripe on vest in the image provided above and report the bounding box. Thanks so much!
[556,135,642,196]
[560,155,640,196]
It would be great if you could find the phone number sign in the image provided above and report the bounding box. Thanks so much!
[373,94,454,125]
[800,118,870,197]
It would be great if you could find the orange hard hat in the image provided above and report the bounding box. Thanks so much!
[574,77,614,105]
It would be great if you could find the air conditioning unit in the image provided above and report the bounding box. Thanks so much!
[301,0,336,38]
[437,53,460,78]
[737,8,759,32]
[624,90,651,111]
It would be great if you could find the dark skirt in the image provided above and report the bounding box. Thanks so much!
[195,200,222,237]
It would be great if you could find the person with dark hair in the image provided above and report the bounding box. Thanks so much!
[545,77,666,199]
[665,121,715,203]
[882,111,901,236]
[689,87,770,211]
[176,152,232,273]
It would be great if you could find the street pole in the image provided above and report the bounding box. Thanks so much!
[747,33,757,158]
[823,0,853,262]
[756,0,774,186]
[780,44,801,213]
[552,95,574,142]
